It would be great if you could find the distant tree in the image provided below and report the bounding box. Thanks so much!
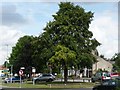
[112,53,120,72]
[100,55,105,59]
[3,61,9,68]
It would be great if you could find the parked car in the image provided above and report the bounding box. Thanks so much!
[93,79,120,90]
[110,72,120,79]
[91,72,111,83]
[33,73,55,83]
[4,76,24,83]
[111,76,120,80]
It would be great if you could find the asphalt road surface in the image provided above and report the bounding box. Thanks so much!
[1,88,92,90]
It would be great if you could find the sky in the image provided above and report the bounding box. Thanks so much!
[0,1,119,65]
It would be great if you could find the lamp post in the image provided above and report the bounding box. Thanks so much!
[10,65,13,83]
[5,44,8,78]
[6,44,8,67]
[32,67,36,85]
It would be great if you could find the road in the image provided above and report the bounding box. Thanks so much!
[1,88,92,90]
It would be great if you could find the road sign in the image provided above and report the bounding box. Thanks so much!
[19,70,23,88]
[19,70,23,75]
[32,68,36,73]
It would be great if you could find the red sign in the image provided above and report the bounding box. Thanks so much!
[19,70,23,75]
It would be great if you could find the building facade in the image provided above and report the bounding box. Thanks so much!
[92,50,113,74]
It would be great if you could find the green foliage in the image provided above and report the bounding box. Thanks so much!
[43,2,100,69]
[116,87,120,90]
[78,53,96,68]
[3,61,9,68]
[68,75,76,79]
[49,45,76,83]
[56,74,63,78]
[8,2,100,78]
[49,45,76,68]
[112,53,120,72]
[9,35,36,74]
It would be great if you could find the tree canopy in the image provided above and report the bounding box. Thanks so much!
[43,2,100,69]
[8,2,100,82]
[112,53,120,72]
[9,35,36,75]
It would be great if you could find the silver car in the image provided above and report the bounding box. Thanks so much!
[33,74,55,83]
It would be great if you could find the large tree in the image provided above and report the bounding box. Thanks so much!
[32,34,56,73]
[43,2,100,67]
[37,2,100,82]
[9,35,36,76]
[8,2,100,82]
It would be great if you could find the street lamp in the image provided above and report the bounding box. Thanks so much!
[10,65,13,83]
[5,44,8,78]
[6,44,8,67]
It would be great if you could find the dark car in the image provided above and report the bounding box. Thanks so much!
[33,74,55,83]
[91,72,111,83]
[93,79,120,90]
[4,76,24,83]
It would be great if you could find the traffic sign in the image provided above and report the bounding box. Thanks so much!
[19,70,23,75]
[32,68,36,73]
[19,70,23,88]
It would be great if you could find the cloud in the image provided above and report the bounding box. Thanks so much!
[1,4,27,26]
[89,10,118,58]
[0,3,27,65]
[0,26,25,65]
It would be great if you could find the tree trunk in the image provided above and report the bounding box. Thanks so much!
[64,65,68,83]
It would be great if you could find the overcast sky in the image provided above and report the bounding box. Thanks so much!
[0,1,119,65]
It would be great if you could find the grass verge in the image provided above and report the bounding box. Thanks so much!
[2,82,95,88]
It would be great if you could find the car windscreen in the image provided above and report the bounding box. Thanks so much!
[103,73,110,77]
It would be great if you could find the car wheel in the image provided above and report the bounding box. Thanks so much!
[4,81,7,83]
[47,79,53,82]
[35,80,40,84]
[91,79,95,83]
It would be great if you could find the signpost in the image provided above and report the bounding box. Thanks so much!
[32,67,36,85]
[19,70,23,88]
[10,65,13,83]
